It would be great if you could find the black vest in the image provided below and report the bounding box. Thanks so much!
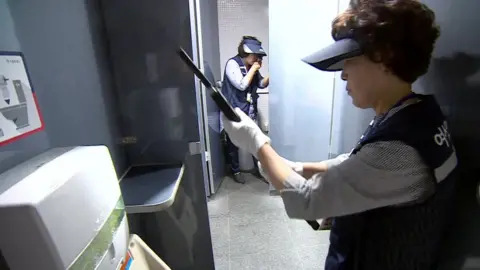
[221,55,261,114]
[326,94,457,270]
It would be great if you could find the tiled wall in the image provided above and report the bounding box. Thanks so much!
[217,0,269,80]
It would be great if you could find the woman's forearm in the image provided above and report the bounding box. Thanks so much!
[257,144,330,187]
[302,162,328,178]
[257,144,293,190]
[302,154,350,178]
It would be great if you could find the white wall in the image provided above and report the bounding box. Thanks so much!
[269,0,339,161]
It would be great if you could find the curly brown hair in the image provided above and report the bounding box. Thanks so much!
[237,36,262,58]
[332,0,440,83]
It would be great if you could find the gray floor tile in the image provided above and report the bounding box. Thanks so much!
[215,178,233,195]
[229,210,286,227]
[228,192,285,215]
[296,244,329,270]
[229,213,293,256]
[223,174,269,194]
[243,177,270,193]
[287,218,331,248]
[208,173,331,270]
[221,176,248,193]
[209,216,230,254]
[230,249,302,270]
[208,191,230,217]
[213,252,230,270]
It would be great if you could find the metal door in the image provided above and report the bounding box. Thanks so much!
[100,0,209,181]
[193,0,226,195]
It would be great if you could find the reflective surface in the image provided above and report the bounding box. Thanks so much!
[415,1,480,268]
[269,0,337,161]
[102,0,200,165]
[102,1,215,269]
[120,165,183,214]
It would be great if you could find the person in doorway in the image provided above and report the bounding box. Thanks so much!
[222,1,457,269]
[221,36,270,184]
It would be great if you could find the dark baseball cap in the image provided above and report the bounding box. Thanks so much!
[302,30,362,72]
[243,39,267,56]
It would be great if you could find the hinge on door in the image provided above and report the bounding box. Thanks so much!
[188,141,202,155]
[205,151,211,162]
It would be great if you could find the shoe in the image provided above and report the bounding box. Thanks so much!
[232,173,245,184]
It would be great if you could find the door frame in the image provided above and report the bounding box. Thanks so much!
[188,0,215,196]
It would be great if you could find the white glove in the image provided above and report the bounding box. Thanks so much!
[221,108,271,158]
[257,158,303,180]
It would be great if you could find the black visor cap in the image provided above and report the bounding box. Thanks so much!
[301,38,362,72]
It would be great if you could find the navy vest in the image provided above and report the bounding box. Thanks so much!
[326,94,457,270]
[221,55,261,114]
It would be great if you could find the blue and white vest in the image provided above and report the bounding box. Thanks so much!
[221,55,261,116]
[326,94,457,270]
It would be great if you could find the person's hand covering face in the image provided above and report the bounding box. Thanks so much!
[221,108,270,158]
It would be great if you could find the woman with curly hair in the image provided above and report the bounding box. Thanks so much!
[222,0,457,269]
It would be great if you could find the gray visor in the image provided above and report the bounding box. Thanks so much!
[243,39,267,56]
[301,38,362,71]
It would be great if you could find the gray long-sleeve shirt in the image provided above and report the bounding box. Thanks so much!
[280,102,436,220]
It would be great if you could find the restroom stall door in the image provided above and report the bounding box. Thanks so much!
[100,0,209,183]
[194,0,225,195]
[269,0,338,161]
[416,0,480,268]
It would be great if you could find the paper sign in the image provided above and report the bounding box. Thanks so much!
[0,52,43,146]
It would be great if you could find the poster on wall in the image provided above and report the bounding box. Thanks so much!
[0,51,44,146]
